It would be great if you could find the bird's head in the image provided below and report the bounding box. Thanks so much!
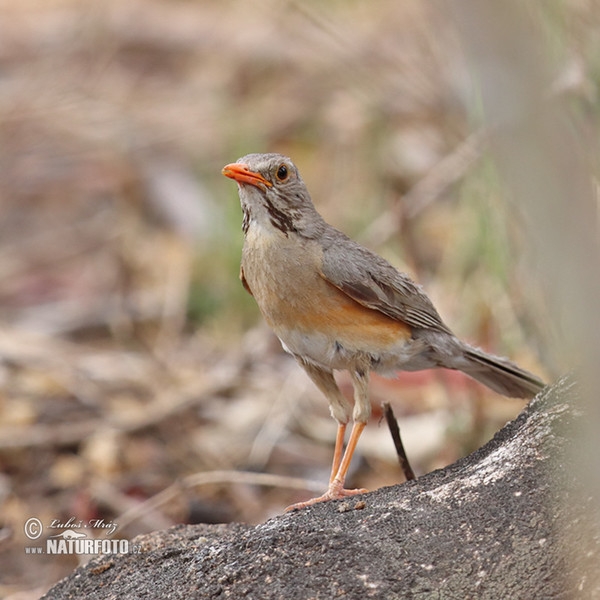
[222,153,321,236]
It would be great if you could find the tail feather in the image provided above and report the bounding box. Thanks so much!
[458,345,545,398]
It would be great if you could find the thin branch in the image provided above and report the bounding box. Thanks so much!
[382,402,416,481]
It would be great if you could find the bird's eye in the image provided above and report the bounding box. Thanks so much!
[276,164,289,181]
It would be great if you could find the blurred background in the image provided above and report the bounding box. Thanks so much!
[0,0,597,596]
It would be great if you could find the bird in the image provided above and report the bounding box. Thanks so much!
[222,153,545,510]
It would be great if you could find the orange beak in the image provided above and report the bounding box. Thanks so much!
[222,163,272,189]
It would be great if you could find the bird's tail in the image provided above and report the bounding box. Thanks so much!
[455,343,545,398]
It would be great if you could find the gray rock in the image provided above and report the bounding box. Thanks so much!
[43,376,600,599]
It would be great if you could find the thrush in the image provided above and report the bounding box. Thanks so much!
[222,153,544,510]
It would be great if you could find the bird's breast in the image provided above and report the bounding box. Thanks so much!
[241,229,412,369]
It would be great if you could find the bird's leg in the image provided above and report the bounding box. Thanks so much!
[329,422,346,484]
[327,369,370,495]
[326,420,367,497]
[286,365,369,511]
[286,419,368,511]
[298,362,352,426]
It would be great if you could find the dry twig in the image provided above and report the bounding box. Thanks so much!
[382,402,416,481]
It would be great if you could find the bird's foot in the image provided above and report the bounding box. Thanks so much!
[285,479,368,511]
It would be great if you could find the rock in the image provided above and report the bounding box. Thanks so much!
[43,376,600,599]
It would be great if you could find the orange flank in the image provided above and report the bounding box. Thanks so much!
[262,275,411,352]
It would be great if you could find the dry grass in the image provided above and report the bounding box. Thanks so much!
[0,0,596,596]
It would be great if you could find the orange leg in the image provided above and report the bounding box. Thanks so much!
[329,423,346,484]
[331,421,366,488]
[286,422,368,511]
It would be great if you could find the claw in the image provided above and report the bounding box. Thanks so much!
[285,479,368,511]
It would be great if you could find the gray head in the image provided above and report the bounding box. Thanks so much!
[222,153,323,236]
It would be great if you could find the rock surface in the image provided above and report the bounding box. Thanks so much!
[43,376,600,599]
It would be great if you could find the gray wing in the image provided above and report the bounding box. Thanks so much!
[319,230,453,335]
